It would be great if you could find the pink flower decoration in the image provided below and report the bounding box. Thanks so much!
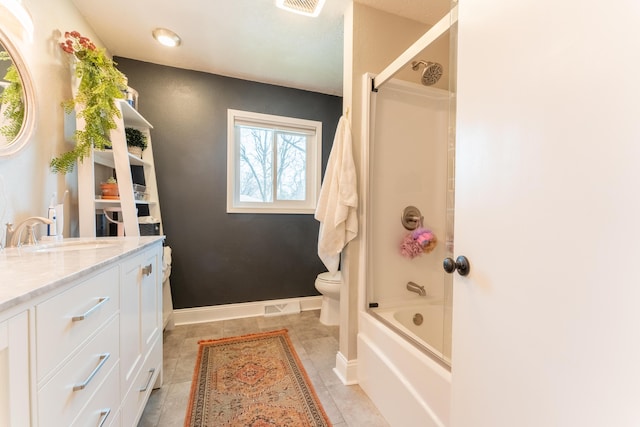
[400,234,424,258]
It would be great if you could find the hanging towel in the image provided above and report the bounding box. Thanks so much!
[315,114,358,274]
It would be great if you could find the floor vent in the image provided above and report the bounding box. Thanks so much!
[264,301,301,317]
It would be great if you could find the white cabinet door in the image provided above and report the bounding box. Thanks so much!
[452,0,640,425]
[120,244,162,426]
[120,253,143,397]
[140,249,160,353]
[0,311,29,427]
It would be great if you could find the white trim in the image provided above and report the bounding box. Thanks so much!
[227,109,322,214]
[358,73,374,316]
[333,351,359,385]
[172,296,323,325]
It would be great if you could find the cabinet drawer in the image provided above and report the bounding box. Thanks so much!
[38,316,119,427]
[121,335,162,427]
[71,360,120,427]
[36,266,119,381]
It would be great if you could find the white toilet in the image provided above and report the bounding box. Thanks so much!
[315,271,342,326]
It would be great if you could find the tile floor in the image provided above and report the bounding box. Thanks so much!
[138,310,390,427]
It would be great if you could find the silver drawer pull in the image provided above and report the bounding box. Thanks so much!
[72,297,110,322]
[73,353,110,391]
[142,264,153,276]
[97,408,111,427]
[139,368,156,392]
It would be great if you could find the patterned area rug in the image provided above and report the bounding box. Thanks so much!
[184,329,332,427]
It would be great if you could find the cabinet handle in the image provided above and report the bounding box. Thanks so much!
[142,264,153,276]
[97,409,111,427]
[139,368,156,392]
[72,297,110,322]
[73,353,110,391]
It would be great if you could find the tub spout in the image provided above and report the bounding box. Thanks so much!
[406,281,426,296]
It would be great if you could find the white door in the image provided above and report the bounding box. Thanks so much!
[451,1,640,426]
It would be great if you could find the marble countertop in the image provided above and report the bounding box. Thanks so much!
[0,236,164,313]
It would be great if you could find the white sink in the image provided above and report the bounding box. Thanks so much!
[30,240,118,253]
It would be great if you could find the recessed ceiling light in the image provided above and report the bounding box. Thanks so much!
[152,28,181,47]
[276,0,326,17]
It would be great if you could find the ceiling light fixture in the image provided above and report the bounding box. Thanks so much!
[152,28,181,47]
[275,0,326,17]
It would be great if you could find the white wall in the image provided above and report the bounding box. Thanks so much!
[452,0,640,425]
[0,0,104,242]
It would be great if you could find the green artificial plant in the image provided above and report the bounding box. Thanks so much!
[125,127,147,150]
[50,31,127,174]
[0,51,25,141]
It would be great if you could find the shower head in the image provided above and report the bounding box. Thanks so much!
[411,60,443,86]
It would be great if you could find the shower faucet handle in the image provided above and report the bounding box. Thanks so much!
[443,255,471,276]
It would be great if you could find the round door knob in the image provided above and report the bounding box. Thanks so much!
[443,255,470,276]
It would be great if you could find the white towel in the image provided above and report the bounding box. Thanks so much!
[315,115,358,274]
[162,245,172,283]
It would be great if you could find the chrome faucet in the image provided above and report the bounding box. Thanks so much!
[406,281,426,296]
[5,217,53,248]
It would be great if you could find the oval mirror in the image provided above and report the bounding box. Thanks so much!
[0,26,35,156]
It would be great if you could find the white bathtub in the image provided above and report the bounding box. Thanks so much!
[374,301,451,366]
[358,304,452,427]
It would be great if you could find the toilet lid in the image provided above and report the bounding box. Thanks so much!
[318,271,341,283]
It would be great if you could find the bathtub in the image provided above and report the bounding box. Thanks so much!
[374,301,451,367]
[358,303,452,427]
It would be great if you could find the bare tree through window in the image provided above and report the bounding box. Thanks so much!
[227,109,321,213]
[238,127,307,202]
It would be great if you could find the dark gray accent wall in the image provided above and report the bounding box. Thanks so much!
[115,58,342,309]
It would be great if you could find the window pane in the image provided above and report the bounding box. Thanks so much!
[238,127,273,202]
[276,132,307,201]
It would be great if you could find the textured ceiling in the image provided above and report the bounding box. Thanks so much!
[71,0,450,96]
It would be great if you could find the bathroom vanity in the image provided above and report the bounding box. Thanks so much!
[0,236,164,427]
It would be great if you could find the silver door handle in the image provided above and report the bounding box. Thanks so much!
[72,297,110,321]
[97,409,111,427]
[139,368,156,392]
[73,353,110,391]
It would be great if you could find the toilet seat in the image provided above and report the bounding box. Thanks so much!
[317,271,341,283]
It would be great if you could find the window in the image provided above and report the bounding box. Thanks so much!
[227,109,322,213]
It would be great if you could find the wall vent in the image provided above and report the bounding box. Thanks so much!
[264,301,301,317]
[276,0,326,17]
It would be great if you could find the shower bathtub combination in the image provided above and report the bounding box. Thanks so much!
[357,74,453,427]
[356,8,457,425]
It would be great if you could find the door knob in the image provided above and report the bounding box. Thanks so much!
[443,255,470,276]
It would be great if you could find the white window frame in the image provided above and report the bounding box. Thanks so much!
[227,109,322,214]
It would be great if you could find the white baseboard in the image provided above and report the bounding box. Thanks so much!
[333,351,359,385]
[172,296,323,325]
